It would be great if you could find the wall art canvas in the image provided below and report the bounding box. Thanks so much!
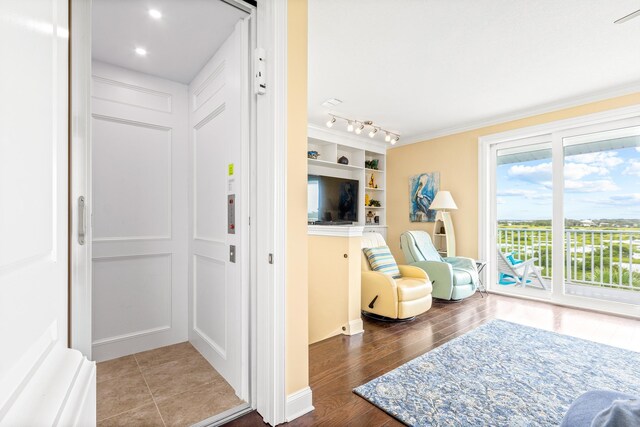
[409,172,440,222]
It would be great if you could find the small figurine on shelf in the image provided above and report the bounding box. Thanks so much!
[365,193,370,206]
[374,215,380,224]
[369,199,381,207]
[365,159,379,170]
[366,211,374,224]
[368,173,375,188]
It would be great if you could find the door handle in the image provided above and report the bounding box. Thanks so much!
[78,196,86,245]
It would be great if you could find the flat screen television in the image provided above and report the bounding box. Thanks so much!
[308,175,359,225]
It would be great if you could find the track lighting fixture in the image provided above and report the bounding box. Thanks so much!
[324,114,399,144]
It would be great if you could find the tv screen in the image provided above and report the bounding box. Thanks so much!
[308,175,359,224]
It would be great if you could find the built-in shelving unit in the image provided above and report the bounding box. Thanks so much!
[308,158,363,171]
[307,126,387,238]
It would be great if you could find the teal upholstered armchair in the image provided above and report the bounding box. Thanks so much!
[400,231,478,301]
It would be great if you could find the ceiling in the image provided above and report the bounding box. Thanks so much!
[92,0,247,84]
[308,0,640,145]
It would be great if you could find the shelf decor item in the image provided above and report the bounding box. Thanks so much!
[338,156,349,165]
[308,150,319,159]
[366,211,374,224]
[369,199,381,207]
[365,159,379,170]
[409,172,440,222]
[369,173,375,188]
[365,193,370,206]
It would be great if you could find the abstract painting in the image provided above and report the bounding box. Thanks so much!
[409,172,439,222]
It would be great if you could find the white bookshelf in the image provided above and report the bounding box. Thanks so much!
[307,130,387,238]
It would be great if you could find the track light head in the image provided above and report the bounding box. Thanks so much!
[326,116,336,128]
[347,121,354,132]
[324,115,398,143]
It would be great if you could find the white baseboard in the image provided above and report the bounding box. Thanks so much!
[285,386,314,422]
[344,318,364,336]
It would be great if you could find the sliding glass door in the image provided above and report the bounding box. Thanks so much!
[482,114,640,316]
[494,139,553,297]
[562,126,640,305]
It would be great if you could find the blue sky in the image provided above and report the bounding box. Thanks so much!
[497,146,640,220]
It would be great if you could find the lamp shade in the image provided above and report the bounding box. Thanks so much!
[430,191,458,211]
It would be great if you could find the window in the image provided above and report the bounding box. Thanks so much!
[479,107,640,316]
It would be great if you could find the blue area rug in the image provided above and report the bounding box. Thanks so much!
[354,320,640,426]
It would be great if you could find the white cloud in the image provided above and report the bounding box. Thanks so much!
[636,147,640,152]
[607,193,640,205]
[623,159,640,177]
[509,161,613,187]
[564,179,619,193]
[566,152,623,169]
[508,162,551,183]
[564,162,609,180]
[497,189,537,197]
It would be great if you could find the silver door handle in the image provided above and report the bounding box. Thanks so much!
[78,196,86,245]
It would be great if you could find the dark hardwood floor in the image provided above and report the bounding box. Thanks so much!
[226,293,640,427]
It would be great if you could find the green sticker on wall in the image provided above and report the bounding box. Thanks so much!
[228,163,234,176]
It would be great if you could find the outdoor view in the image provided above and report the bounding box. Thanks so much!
[496,134,640,302]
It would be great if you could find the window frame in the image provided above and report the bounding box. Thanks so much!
[479,104,640,317]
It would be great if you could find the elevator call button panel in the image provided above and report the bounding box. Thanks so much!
[228,194,236,234]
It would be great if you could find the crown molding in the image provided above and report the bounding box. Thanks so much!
[389,80,640,149]
[308,124,388,153]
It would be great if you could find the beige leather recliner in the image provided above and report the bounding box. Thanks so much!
[361,233,433,320]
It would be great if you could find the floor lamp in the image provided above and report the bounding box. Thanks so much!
[430,191,458,257]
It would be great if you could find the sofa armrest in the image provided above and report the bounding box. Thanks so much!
[361,271,398,318]
[398,265,429,281]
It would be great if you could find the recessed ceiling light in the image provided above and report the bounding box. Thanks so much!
[135,47,147,56]
[148,9,162,19]
[322,98,342,108]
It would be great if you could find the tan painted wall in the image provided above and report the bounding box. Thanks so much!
[286,0,309,396]
[308,235,362,344]
[387,93,640,263]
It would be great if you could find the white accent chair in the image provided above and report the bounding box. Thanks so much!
[497,250,546,289]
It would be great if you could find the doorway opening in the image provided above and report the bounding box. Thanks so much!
[73,0,255,424]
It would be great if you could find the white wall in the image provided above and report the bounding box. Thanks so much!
[91,61,189,361]
[187,23,248,395]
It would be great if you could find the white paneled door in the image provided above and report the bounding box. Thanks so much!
[189,20,249,397]
[1,1,95,425]
[90,62,189,361]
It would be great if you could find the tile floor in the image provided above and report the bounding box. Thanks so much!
[97,342,243,426]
